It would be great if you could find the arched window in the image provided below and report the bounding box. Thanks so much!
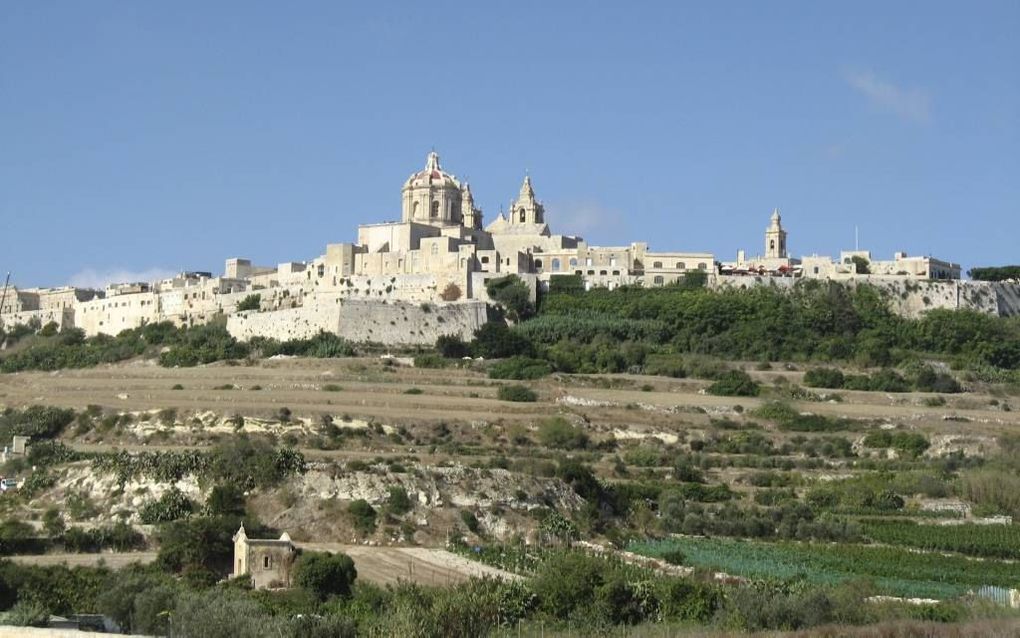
[519,208,526,222]
[535,259,543,270]
[676,262,686,270]
[653,276,664,285]
[412,201,420,217]
[697,263,706,270]
[551,258,561,271]
[770,240,776,250]
[652,261,663,268]
[569,258,578,268]
[431,201,440,218]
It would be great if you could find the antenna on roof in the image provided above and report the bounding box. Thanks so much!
[0,272,10,321]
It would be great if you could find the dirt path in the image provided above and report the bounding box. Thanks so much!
[297,543,520,585]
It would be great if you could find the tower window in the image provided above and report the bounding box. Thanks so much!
[770,240,776,250]
[431,201,440,218]
[519,208,526,222]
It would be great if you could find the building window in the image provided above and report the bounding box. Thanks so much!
[575,270,583,275]
[610,257,617,267]
[813,267,819,274]
[519,208,526,222]
[535,259,543,270]
[698,263,707,270]
[481,256,489,264]
[587,270,595,275]
[676,262,686,270]
[585,257,593,267]
[431,244,439,256]
[652,261,663,268]
[653,276,664,285]
[551,258,561,271]
[263,556,271,569]
[599,270,607,275]
[431,201,440,218]
[612,270,620,275]
[569,258,577,268]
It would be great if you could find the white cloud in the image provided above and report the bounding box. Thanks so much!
[69,267,177,289]
[845,69,931,123]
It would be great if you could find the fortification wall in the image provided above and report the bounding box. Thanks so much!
[336,299,487,345]
[0,308,71,332]
[226,299,487,345]
[226,305,342,342]
[713,275,1020,318]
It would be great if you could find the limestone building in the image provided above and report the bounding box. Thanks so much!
[0,151,973,342]
[723,209,960,281]
[232,524,297,589]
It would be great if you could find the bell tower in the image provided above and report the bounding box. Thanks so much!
[461,183,482,230]
[509,174,544,225]
[765,208,787,259]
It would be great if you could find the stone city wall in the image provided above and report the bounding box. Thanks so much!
[713,275,1020,318]
[226,299,487,346]
[0,308,72,332]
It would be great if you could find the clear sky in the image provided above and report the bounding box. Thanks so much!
[2,1,1017,287]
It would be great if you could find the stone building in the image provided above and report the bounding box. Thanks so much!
[232,524,297,589]
[723,208,960,281]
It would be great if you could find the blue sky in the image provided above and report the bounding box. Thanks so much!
[2,1,1017,287]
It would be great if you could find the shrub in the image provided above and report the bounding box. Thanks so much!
[436,335,470,358]
[488,356,552,380]
[439,282,462,302]
[294,551,357,600]
[140,487,195,524]
[537,417,589,449]
[707,370,759,397]
[861,431,930,458]
[803,368,845,389]
[403,387,424,395]
[235,294,261,312]
[497,384,537,402]
[386,487,412,515]
[348,499,377,536]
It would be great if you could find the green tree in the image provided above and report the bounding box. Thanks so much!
[293,551,358,600]
[485,275,534,321]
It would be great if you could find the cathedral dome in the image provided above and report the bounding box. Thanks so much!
[401,151,465,225]
[402,151,461,191]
